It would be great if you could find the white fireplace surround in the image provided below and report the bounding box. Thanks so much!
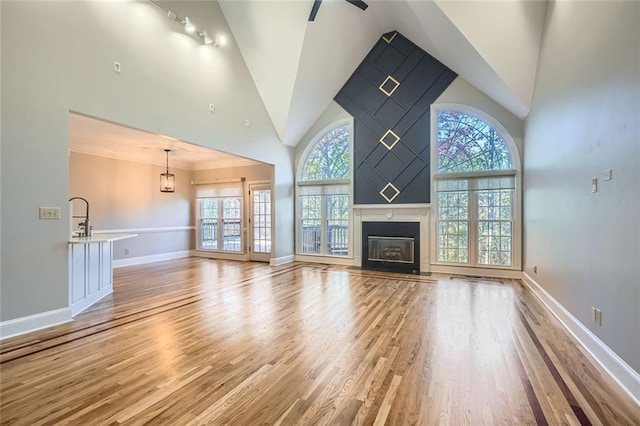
[353,204,431,272]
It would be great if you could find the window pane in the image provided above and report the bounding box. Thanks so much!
[222,197,242,252]
[437,190,469,264]
[301,196,321,254]
[301,125,350,181]
[253,189,272,253]
[477,189,512,266]
[199,198,218,250]
[437,111,512,173]
[326,194,349,256]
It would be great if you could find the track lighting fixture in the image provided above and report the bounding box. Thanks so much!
[149,0,226,47]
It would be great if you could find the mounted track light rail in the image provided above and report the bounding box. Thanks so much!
[149,0,226,46]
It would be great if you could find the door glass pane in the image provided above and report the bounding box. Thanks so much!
[199,198,218,250]
[222,197,242,252]
[253,189,271,253]
[300,195,321,254]
[437,191,469,263]
[477,189,512,266]
[326,194,349,256]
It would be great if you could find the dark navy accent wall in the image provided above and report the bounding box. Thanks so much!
[334,31,457,204]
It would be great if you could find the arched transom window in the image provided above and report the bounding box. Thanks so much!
[437,111,512,173]
[434,109,519,269]
[301,125,350,181]
[297,124,351,257]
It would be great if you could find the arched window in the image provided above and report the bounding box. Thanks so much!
[297,123,351,257]
[433,108,520,269]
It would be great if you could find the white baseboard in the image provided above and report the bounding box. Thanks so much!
[113,250,193,268]
[431,264,522,279]
[270,255,295,266]
[293,254,353,266]
[71,285,113,317]
[192,250,248,262]
[0,308,72,340]
[522,272,640,405]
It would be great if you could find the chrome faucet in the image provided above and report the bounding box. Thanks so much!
[69,197,91,237]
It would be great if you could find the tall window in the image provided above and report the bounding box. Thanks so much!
[434,109,518,268]
[195,183,243,252]
[297,124,351,257]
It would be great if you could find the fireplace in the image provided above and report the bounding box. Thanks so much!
[362,221,420,274]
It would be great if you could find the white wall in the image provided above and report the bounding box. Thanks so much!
[434,0,547,114]
[70,152,194,261]
[524,1,639,373]
[295,101,351,169]
[193,163,273,183]
[0,1,294,322]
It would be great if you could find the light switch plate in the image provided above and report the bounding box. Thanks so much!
[603,169,612,181]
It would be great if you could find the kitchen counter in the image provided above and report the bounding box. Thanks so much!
[69,233,137,244]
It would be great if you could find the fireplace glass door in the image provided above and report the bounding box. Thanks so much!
[367,236,415,264]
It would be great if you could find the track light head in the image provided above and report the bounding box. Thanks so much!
[183,16,196,34]
[200,31,214,45]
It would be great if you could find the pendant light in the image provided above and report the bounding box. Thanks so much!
[160,149,175,192]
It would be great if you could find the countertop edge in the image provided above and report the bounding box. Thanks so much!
[69,233,138,244]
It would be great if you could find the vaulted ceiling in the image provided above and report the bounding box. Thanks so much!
[218,0,547,147]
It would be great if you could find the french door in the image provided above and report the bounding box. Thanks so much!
[248,184,272,262]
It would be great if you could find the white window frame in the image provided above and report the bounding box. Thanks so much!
[194,180,247,261]
[295,119,354,260]
[430,104,522,272]
[246,181,273,262]
[196,196,243,253]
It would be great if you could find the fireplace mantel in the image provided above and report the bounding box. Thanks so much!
[352,204,431,272]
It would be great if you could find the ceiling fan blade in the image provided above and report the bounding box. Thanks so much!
[345,0,368,11]
[309,0,323,21]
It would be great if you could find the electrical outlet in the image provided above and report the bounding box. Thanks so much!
[124,248,130,255]
[591,307,603,325]
[603,169,612,181]
[591,177,598,193]
[245,119,250,127]
[39,207,60,220]
[595,308,602,326]
[113,61,121,73]
[209,103,215,113]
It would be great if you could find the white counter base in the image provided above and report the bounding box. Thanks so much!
[69,233,136,317]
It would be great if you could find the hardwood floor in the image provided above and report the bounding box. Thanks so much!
[1,259,638,425]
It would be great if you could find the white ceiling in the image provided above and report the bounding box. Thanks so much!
[218,0,547,147]
[69,113,264,170]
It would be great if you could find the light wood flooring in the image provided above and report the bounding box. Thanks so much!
[1,259,638,425]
